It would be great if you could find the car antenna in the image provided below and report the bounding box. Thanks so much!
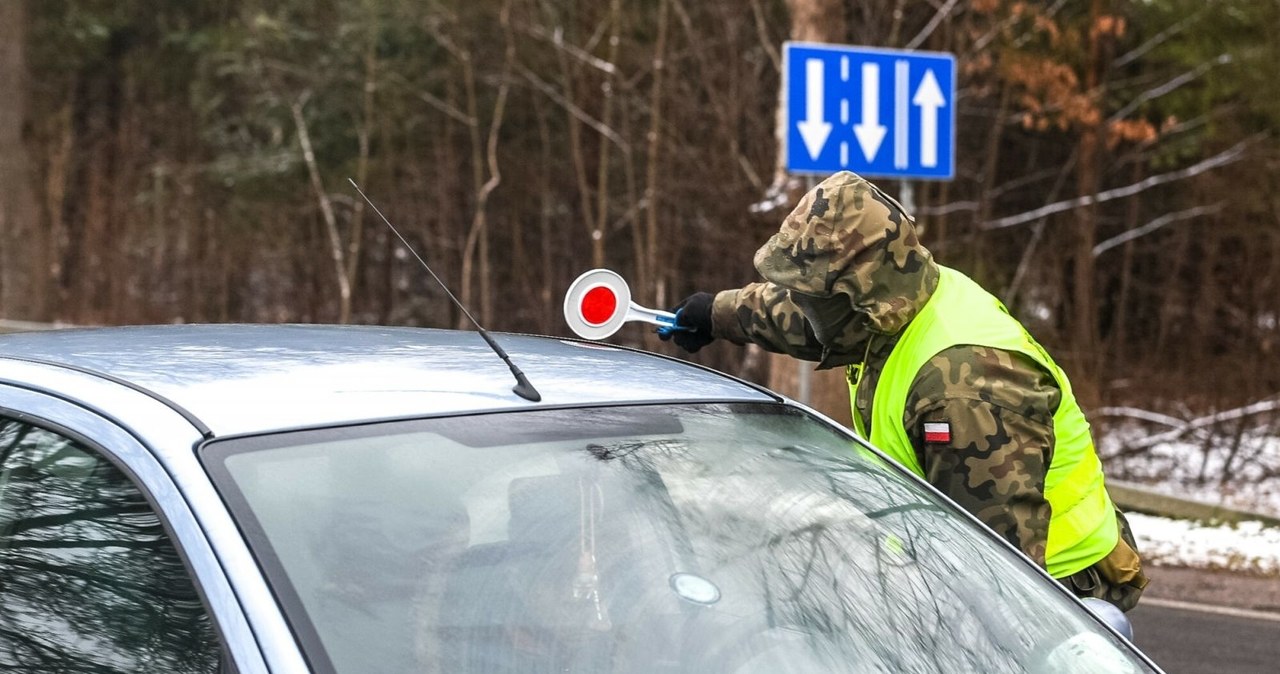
[349,178,542,402]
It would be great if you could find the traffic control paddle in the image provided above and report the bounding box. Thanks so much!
[563,269,678,340]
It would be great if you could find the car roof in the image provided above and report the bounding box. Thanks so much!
[0,324,775,437]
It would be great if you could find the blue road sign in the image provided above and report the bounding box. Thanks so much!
[784,42,955,180]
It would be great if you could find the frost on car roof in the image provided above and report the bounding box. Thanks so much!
[0,324,773,436]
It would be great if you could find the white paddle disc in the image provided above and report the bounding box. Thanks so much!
[564,269,677,340]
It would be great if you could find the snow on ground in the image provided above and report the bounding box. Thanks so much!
[1098,421,1280,575]
[1100,423,1280,517]
[1128,513,1280,575]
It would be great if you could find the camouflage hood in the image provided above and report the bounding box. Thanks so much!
[754,171,939,339]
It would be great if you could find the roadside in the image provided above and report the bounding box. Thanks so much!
[1142,565,1280,614]
[1116,483,1280,611]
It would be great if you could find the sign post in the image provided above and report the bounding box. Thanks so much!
[784,42,956,180]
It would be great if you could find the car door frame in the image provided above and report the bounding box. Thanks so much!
[0,381,276,673]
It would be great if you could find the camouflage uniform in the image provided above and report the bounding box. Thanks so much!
[710,171,1146,610]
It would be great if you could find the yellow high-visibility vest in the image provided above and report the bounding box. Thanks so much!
[849,266,1118,578]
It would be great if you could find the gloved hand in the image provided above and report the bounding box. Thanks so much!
[658,292,716,353]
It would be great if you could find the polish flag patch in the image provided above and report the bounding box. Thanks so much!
[923,422,952,444]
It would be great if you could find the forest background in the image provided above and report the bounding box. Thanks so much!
[2,0,1280,491]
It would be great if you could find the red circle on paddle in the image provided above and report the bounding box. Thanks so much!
[581,286,618,326]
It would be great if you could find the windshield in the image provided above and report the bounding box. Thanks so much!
[203,403,1154,674]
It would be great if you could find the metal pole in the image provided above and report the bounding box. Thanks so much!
[797,362,812,405]
[795,174,819,405]
[898,179,915,217]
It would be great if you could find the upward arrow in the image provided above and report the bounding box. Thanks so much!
[797,59,832,160]
[913,68,946,168]
[853,62,887,162]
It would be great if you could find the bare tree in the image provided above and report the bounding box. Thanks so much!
[458,0,515,327]
[292,95,354,323]
[641,0,671,307]
[0,1,41,320]
[761,0,854,427]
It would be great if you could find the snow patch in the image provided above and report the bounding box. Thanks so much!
[1097,419,1280,574]
[1130,513,1280,575]
[1101,422,1280,518]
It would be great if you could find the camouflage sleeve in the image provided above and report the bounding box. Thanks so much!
[711,283,825,361]
[903,346,1061,569]
[710,283,877,367]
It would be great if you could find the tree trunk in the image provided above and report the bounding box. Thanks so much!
[345,34,378,323]
[460,0,514,328]
[0,1,40,319]
[292,98,350,323]
[642,0,670,308]
[1109,162,1143,374]
[1070,0,1110,406]
[767,0,850,425]
[971,84,1011,279]
[593,0,621,272]
[767,0,847,195]
[784,0,846,48]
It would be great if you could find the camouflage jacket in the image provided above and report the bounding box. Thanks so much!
[715,282,1057,567]
[707,171,1085,573]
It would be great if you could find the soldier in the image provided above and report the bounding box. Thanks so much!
[661,171,1147,610]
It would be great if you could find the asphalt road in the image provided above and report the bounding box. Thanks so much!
[1130,600,1280,673]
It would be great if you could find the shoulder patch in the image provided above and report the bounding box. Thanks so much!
[922,421,951,444]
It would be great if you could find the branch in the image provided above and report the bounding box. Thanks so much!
[916,199,979,217]
[668,0,765,191]
[383,72,474,125]
[1108,54,1232,123]
[1005,150,1076,304]
[290,95,351,317]
[346,34,378,305]
[1112,12,1200,69]
[974,0,1069,51]
[642,0,671,304]
[517,64,631,155]
[580,11,612,54]
[905,0,961,50]
[983,135,1259,230]
[748,0,781,73]
[518,23,618,75]
[920,118,1244,221]
[1106,397,1280,452]
[479,78,510,209]
[591,0,623,267]
[1093,406,1187,429]
[1092,203,1223,257]
[459,0,515,325]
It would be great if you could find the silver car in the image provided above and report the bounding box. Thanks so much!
[0,325,1160,673]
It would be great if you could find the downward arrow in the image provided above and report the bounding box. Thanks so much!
[797,59,832,160]
[853,62,887,162]
[913,68,946,168]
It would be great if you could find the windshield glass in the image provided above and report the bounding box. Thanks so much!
[203,403,1153,674]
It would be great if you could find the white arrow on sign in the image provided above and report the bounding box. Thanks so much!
[912,68,947,168]
[797,59,832,160]
[853,62,886,162]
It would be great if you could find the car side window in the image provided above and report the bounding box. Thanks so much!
[0,416,222,672]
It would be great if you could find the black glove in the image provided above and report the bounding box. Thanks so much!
[659,292,716,353]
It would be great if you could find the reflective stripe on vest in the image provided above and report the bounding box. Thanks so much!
[848,266,1118,578]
